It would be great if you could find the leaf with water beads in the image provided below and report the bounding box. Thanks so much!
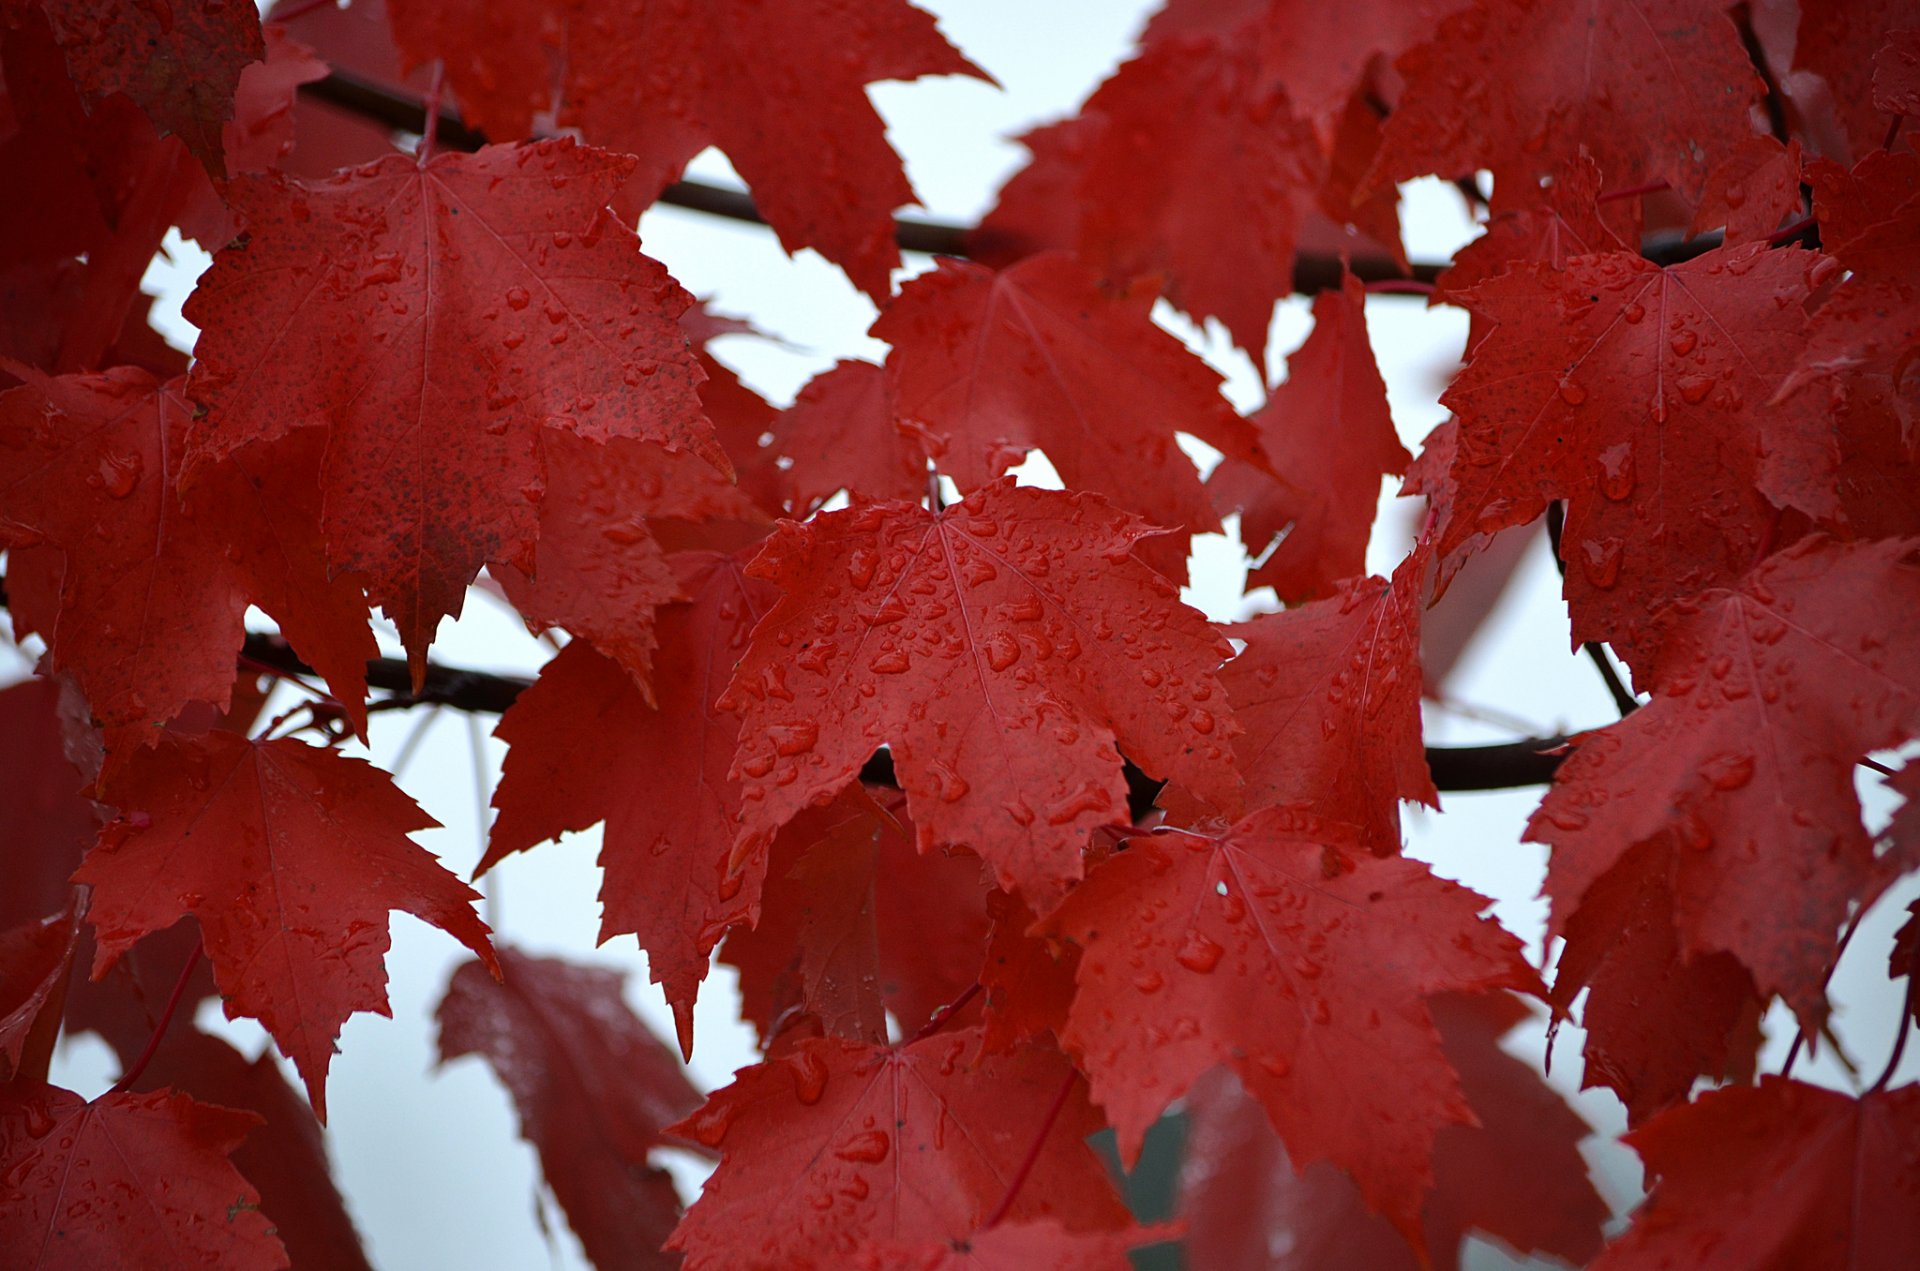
[1038,807,1539,1245]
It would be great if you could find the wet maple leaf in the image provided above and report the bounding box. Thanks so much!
[1595,1078,1920,1270]
[1209,271,1410,602]
[182,137,714,673]
[1220,560,1435,851]
[855,1219,1173,1270]
[0,369,374,758]
[721,479,1241,912]
[874,251,1260,561]
[665,1030,1128,1269]
[387,0,987,300]
[1793,2,1919,161]
[15,0,266,178]
[1689,137,1805,246]
[1038,808,1539,1239]
[1368,0,1763,204]
[492,431,754,690]
[111,1026,375,1271]
[1178,994,1606,1271]
[0,903,78,1083]
[0,1083,285,1270]
[1530,537,1920,1030]
[436,948,701,1271]
[769,360,927,516]
[1436,243,1835,654]
[486,552,776,1055]
[76,733,498,1118]
[1877,29,1920,115]
[721,788,990,1045]
[1434,156,1624,302]
[1546,838,1763,1125]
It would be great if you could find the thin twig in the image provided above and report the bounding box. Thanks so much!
[907,982,981,1046]
[1544,502,1641,718]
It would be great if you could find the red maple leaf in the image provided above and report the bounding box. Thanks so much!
[1436,242,1835,653]
[1594,1078,1920,1270]
[0,369,374,758]
[15,0,265,177]
[486,552,777,1054]
[769,360,928,516]
[0,1082,285,1270]
[721,788,990,1045]
[1546,838,1763,1125]
[1530,537,1920,1030]
[491,431,755,689]
[874,251,1261,571]
[386,0,987,299]
[1434,156,1626,303]
[721,479,1241,911]
[1368,0,1763,204]
[436,948,701,1271]
[1178,994,1607,1270]
[182,138,716,672]
[1209,271,1411,602]
[664,1030,1128,1268]
[855,1219,1173,1270]
[1038,808,1539,1239]
[1217,559,1433,851]
[76,733,499,1117]
[109,1025,375,1271]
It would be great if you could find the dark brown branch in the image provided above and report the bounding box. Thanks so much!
[229,631,1571,804]
[299,70,1434,286]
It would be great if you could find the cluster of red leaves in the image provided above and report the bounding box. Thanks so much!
[3,0,1919,1268]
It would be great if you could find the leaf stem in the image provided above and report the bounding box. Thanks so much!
[1363,279,1437,297]
[107,940,203,1096]
[1781,905,1867,1077]
[907,982,980,1045]
[1544,502,1640,717]
[980,1067,1077,1230]
[1597,179,1670,204]
[1871,975,1916,1093]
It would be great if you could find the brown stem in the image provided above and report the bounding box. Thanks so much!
[107,940,203,1096]
[980,1067,1077,1230]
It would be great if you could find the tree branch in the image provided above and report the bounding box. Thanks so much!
[298,70,1433,287]
[227,630,1570,801]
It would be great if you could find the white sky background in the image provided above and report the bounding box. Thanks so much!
[28,1,1919,1268]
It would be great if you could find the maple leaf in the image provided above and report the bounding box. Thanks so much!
[855,1219,1173,1270]
[979,887,1079,1055]
[1546,839,1763,1125]
[665,1029,1129,1268]
[873,251,1261,570]
[1208,271,1411,602]
[491,430,756,689]
[1689,137,1805,246]
[1792,2,1918,161]
[115,1027,375,1271]
[1878,28,1920,115]
[486,552,777,1055]
[0,902,78,1083]
[1368,0,1763,205]
[436,948,701,1271]
[11,0,266,177]
[721,788,990,1045]
[1177,994,1607,1271]
[0,1083,285,1270]
[1218,559,1434,852]
[1434,156,1625,302]
[0,677,100,930]
[0,369,374,759]
[769,359,928,515]
[76,733,498,1118]
[1594,1078,1920,1269]
[182,137,716,672]
[1037,808,1539,1239]
[1530,537,1920,1029]
[721,479,1241,911]
[387,0,988,299]
[1436,242,1836,654]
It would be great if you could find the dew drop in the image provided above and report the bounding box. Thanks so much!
[1702,752,1755,791]
[833,1130,890,1164]
[505,286,531,310]
[1557,379,1587,406]
[1669,329,1698,356]
[96,451,142,499]
[868,649,912,675]
[1677,373,1715,404]
[985,632,1021,672]
[787,1050,830,1104]
[1175,930,1224,974]
[770,721,818,756]
[688,1102,735,1147]
[1597,441,1635,501]
[1579,536,1624,590]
